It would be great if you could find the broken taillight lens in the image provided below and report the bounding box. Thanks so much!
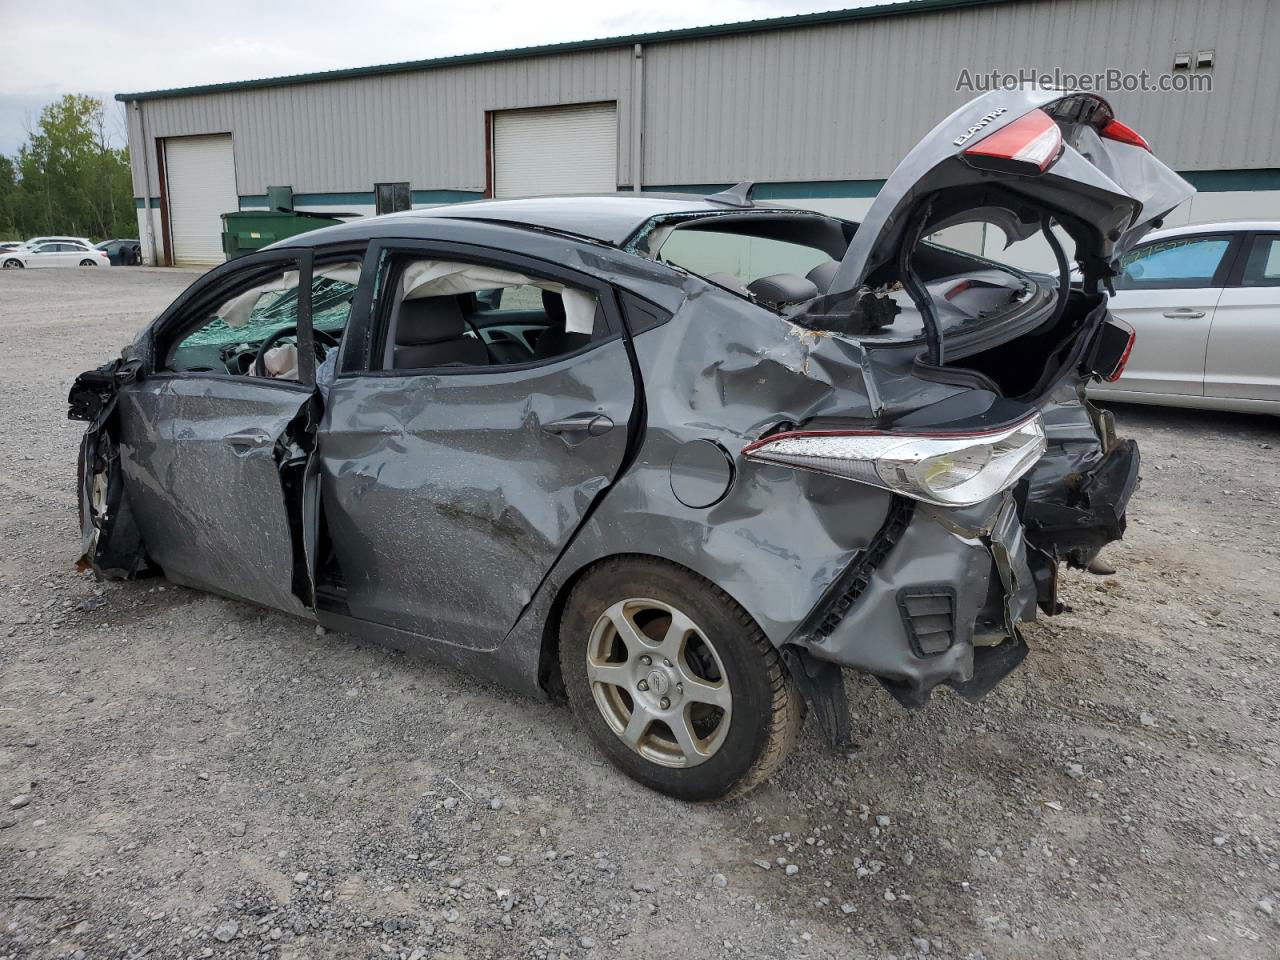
[742,414,1047,508]
[963,109,1064,175]
[1100,119,1151,152]
[1087,318,1137,383]
[1105,321,1137,382]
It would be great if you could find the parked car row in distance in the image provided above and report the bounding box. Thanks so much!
[0,236,141,269]
[3,236,110,269]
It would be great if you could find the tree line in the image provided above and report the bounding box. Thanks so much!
[0,94,135,242]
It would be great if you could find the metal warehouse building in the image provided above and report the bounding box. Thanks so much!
[119,0,1280,267]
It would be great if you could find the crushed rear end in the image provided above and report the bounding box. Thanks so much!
[725,86,1191,726]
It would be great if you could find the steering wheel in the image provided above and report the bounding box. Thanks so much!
[252,325,340,378]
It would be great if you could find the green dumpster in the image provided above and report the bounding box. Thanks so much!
[220,209,350,260]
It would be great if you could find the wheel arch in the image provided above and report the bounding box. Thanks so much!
[536,550,762,699]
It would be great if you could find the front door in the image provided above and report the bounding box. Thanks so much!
[1105,233,1239,397]
[318,243,636,648]
[29,243,65,267]
[1206,233,1280,402]
[117,250,335,612]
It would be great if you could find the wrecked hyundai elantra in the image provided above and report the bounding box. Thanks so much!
[70,86,1192,800]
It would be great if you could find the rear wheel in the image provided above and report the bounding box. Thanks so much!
[79,259,96,266]
[560,557,803,800]
[2,259,22,269]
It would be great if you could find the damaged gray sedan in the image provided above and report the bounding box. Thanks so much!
[70,86,1192,800]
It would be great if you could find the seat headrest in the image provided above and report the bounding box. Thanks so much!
[541,289,566,324]
[747,273,820,307]
[396,296,466,345]
[806,260,840,292]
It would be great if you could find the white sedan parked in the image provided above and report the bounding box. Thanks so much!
[2,239,110,269]
[1089,220,1279,415]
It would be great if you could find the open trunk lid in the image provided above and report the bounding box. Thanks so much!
[799,85,1193,338]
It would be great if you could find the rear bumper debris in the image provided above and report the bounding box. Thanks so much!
[1021,437,1140,566]
[796,493,1037,709]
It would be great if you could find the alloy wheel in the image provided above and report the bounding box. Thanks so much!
[585,597,732,768]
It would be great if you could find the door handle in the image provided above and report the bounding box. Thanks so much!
[541,414,615,437]
[223,429,274,449]
[1161,308,1206,319]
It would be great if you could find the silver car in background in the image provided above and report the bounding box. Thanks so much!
[1089,221,1280,414]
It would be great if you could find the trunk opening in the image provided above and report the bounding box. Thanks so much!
[934,288,1107,401]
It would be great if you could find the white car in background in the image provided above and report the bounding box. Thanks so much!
[1089,221,1279,414]
[2,238,110,269]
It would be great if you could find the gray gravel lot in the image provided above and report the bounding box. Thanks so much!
[1,266,1278,959]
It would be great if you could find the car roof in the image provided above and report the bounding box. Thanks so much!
[300,193,821,248]
[1145,220,1280,241]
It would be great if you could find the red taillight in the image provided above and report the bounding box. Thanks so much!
[1100,118,1151,152]
[1106,323,1137,382]
[963,109,1063,174]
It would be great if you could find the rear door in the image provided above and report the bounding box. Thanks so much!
[317,240,636,648]
[1205,232,1280,401]
[1104,232,1238,397]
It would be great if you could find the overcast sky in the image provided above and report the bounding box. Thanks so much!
[0,0,875,156]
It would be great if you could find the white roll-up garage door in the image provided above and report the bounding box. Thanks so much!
[164,134,238,266]
[492,103,618,198]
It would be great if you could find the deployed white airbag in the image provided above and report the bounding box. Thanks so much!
[218,271,299,329]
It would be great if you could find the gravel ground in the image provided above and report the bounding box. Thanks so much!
[1,266,1278,960]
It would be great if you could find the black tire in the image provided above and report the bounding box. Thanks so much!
[79,259,96,266]
[2,259,23,269]
[559,557,803,801]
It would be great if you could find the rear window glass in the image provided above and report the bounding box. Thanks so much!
[658,229,830,286]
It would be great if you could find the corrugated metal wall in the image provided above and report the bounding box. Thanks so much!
[125,0,1280,201]
[127,46,635,199]
[641,0,1280,184]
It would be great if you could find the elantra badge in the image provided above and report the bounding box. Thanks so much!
[953,107,1010,146]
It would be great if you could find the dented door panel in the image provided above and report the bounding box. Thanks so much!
[318,340,635,649]
[116,376,314,614]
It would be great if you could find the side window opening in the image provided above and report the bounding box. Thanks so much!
[380,258,605,371]
[163,260,360,379]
